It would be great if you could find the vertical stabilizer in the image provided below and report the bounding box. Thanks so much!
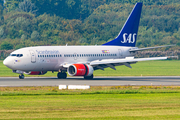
[103,2,142,47]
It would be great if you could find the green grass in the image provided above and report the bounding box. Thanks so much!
[0,86,180,119]
[1,60,180,77]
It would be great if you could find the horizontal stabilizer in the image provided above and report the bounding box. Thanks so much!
[129,45,176,52]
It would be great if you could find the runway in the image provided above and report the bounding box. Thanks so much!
[0,76,180,86]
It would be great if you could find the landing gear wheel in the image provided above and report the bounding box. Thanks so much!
[62,72,67,79]
[84,74,93,80]
[57,72,67,79]
[19,74,24,79]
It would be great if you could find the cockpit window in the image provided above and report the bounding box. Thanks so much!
[11,54,17,56]
[10,54,23,57]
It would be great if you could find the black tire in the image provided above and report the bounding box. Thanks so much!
[57,72,62,79]
[57,72,67,79]
[19,74,24,79]
[62,72,67,79]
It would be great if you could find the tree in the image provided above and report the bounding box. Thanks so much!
[0,27,4,38]
[31,31,40,41]
[17,0,38,14]
[0,41,13,50]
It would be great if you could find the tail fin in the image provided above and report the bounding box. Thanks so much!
[103,2,142,47]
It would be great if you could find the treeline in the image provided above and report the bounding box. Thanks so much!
[0,0,180,50]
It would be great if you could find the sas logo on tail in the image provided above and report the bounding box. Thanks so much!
[121,33,136,43]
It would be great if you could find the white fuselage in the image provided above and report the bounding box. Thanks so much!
[3,45,136,72]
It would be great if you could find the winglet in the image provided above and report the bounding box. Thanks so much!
[103,2,143,47]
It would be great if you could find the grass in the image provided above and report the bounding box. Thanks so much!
[0,86,180,119]
[1,60,180,77]
[1,60,180,119]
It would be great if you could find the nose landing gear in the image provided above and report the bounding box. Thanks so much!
[57,72,67,79]
[19,74,24,79]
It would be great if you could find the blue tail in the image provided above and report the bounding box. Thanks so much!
[103,2,142,47]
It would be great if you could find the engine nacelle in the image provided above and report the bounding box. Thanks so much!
[67,64,94,76]
[24,71,47,75]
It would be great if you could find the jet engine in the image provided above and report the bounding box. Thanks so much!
[24,71,47,75]
[67,64,93,76]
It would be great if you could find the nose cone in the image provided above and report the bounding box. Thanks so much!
[3,57,13,69]
[3,58,8,66]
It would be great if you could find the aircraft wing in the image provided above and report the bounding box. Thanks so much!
[89,57,167,70]
[62,57,167,70]
[129,45,175,52]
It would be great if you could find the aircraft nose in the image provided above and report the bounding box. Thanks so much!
[3,58,8,66]
[3,57,13,68]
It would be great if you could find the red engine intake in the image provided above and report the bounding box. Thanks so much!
[24,71,47,75]
[67,64,94,76]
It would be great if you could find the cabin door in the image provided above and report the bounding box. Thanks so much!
[29,50,36,63]
[118,49,123,58]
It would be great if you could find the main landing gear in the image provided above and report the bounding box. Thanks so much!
[57,72,93,79]
[19,74,24,79]
[84,74,93,80]
[57,72,67,79]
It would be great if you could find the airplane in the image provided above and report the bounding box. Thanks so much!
[3,2,173,79]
